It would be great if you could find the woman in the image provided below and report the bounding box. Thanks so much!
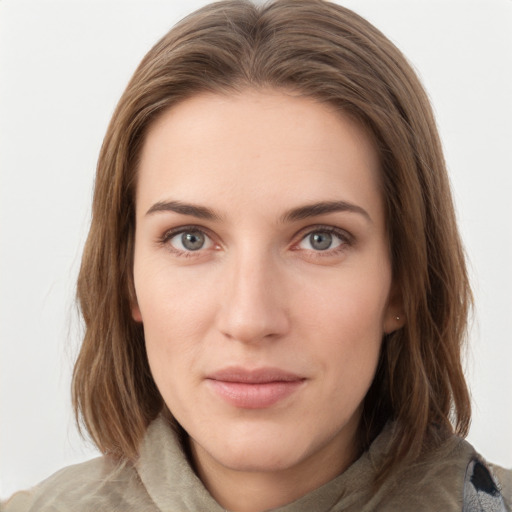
[3,0,511,510]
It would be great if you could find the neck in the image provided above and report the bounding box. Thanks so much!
[189,423,361,512]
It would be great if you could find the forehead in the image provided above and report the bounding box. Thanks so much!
[136,89,383,222]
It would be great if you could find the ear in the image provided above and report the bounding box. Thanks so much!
[128,274,143,323]
[383,282,405,334]
[131,303,143,323]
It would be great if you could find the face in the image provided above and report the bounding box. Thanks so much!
[132,90,400,480]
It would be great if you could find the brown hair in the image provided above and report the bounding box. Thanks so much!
[73,0,472,481]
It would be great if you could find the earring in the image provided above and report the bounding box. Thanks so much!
[395,316,400,321]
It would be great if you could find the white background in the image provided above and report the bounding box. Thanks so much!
[1,0,511,500]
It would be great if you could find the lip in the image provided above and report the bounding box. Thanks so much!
[205,367,306,409]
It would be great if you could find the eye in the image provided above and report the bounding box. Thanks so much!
[167,229,214,252]
[297,229,346,252]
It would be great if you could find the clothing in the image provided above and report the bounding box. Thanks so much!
[3,416,511,512]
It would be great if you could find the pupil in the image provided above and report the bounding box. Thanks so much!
[182,231,205,251]
[310,232,332,250]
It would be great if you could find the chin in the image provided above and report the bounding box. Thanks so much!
[190,418,323,474]
[213,438,307,473]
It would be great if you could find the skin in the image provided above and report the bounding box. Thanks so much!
[132,89,402,512]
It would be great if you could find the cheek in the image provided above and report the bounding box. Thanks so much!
[133,264,218,384]
[297,270,390,340]
[135,256,216,330]
[294,270,389,383]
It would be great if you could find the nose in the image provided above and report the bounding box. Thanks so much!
[215,250,290,344]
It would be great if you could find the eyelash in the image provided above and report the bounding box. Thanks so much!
[158,224,353,258]
[293,225,353,258]
[158,225,217,258]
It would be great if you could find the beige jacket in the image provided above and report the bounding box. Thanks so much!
[3,416,511,511]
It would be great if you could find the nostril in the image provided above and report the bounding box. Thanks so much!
[216,296,290,344]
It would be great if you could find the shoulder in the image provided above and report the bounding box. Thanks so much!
[372,434,511,512]
[463,458,512,512]
[1,456,157,512]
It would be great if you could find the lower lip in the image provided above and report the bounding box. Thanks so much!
[207,379,305,409]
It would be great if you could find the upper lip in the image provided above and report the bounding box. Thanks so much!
[206,367,305,383]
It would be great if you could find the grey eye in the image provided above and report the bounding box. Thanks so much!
[169,230,213,252]
[308,232,333,251]
[181,231,205,251]
[298,230,345,252]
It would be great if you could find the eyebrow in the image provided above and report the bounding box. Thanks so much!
[145,200,221,220]
[280,200,372,224]
[145,199,371,223]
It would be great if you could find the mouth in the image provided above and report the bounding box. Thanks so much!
[205,367,306,409]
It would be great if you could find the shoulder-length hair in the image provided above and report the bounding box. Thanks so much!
[73,0,472,481]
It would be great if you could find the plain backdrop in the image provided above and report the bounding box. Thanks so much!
[1,0,511,500]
